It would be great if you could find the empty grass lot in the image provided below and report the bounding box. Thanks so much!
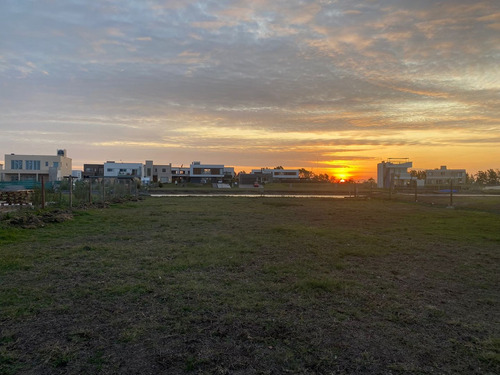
[1,196,499,374]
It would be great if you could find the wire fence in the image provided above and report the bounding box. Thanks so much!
[0,177,141,209]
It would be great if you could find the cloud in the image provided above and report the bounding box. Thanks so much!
[0,0,498,177]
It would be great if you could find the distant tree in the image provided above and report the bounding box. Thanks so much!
[466,173,475,184]
[409,170,426,179]
[475,170,488,185]
[486,169,499,185]
[274,166,284,169]
[313,173,330,182]
[299,168,313,180]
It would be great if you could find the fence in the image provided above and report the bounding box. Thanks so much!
[1,177,140,209]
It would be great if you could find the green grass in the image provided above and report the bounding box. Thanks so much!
[0,196,499,374]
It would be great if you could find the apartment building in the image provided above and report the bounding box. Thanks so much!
[2,150,72,182]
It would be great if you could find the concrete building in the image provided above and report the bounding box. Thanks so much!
[240,168,300,185]
[83,164,104,178]
[153,164,172,183]
[2,150,72,182]
[189,161,234,183]
[171,166,190,183]
[425,166,466,186]
[377,158,413,188]
[104,161,143,179]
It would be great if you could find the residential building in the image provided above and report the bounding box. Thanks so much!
[104,161,143,179]
[189,161,234,183]
[377,159,413,188]
[0,163,3,181]
[2,149,72,182]
[83,164,104,178]
[153,164,172,183]
[239,168,300,185]
[425,166,466,186]
[171,166,190,183]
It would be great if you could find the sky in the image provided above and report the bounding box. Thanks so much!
[1,0,499,180]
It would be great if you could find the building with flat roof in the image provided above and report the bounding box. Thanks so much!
[83,164,105,178]
[189,161,235,183]
[2,150,72,182]
[104,161,143,179]
[377,158,413,188]
[425,166,466,186]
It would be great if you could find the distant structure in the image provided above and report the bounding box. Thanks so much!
[377,158,413,188]
[2,149,72,182]
[425,166,466,186]
[82,164,105,179]
[189,161,235,184]
[104,161,144,179]
[239,168,300,186]
[0,163,3,181]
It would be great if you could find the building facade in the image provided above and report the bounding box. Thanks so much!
[2,150,72,182]
[189,161,235,183]
[377,159,413,188]
[82,164,105,178]
[425,166,466,186]
[153,164,172,183]
[104,162,143,179]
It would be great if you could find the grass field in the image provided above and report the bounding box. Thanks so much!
[1,196,499,374]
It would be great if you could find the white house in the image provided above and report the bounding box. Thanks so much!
[104,161,143,179]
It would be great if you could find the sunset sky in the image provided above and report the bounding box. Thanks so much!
[1,0,499,180]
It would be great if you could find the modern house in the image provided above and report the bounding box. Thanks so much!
[153,164,172,183]
[425,166,466,186]
[2,150,72,182]
[377,159,413,188]
[239,168,300,185]
[104,161,143,179]
[188,161,235,183]
[171,166,190,183]
[82,164,105,178]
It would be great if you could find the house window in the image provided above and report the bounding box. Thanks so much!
[25,160,41,170]
[11,160,23,169]
[45,161,49,166]
[162,168,166,173]
[53,162,59,168]
[107,168,113,172]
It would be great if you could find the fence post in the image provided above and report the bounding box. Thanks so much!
[88,178,92,204]
[41,178,46,209]
[68,176,73,209]
[449,179,453,207]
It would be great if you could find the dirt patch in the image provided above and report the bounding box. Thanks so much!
[5,209,74,228]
